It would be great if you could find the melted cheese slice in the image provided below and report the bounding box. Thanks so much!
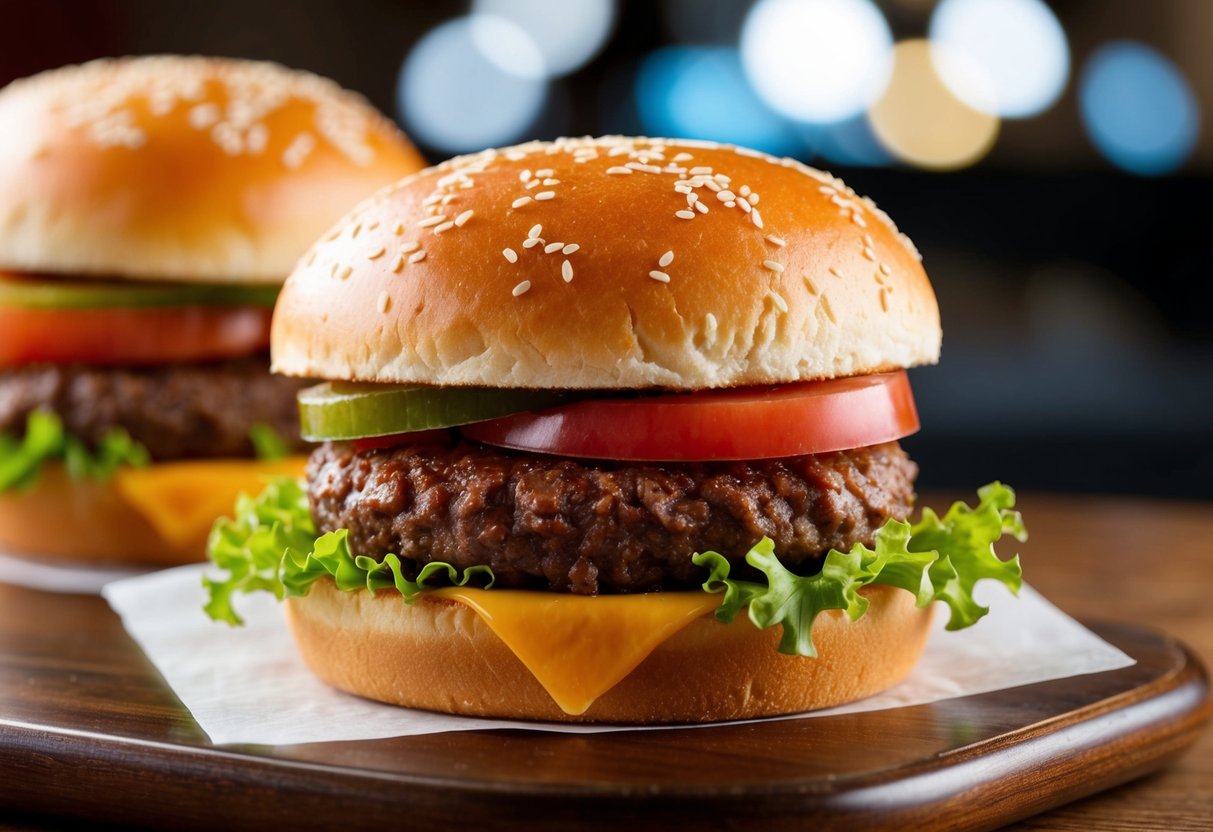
[432,586,722,715]
[115,457,307,547]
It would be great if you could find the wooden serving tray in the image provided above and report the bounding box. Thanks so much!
[0,582,1208,831]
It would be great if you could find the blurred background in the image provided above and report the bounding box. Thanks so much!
[2,0,1210,499]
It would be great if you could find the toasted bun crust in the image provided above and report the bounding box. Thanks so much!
[272,137,940,389]
[0,56,426,283]
[0,464,204,566]
[285,579,934,723]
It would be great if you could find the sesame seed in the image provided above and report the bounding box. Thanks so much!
[337,265,352,280]
[512,280,531,297]
[544,242,564,254]
[705,312,717,338]
[418,215,446,228]
[607,166,633,175]
[350,223,362,238]
[675,210,696,220]
[649,270,671,283]
[442,194,457,204]
[306,250,317,266]
[512,197,534,208]
[520,169,532,182]
[503,247,518,263]
[401,241,420,254]
[803,273,819,295]
[528,224,543,239]
[408,250,426,264]
[562,260,574,282]
[329,262,338,278]
[454,210,474,227]
[675,184,693,194]
[705,180,722,192]
[686,193,699,205]
[673,152,694,162]
[367,221,380,231]
[542,178,560,186]
[390,254,405,273]
[769,291,788,313]
[434,221,455,233]
[821,295,837,323]
[377,291,391,313]
[724,201,736,208]
[766,235,787,247]
[751,209,764,229]
[694,202,708,214]
[393,223,404,236]
[852,214,868,228]
[739,185,752,197]
[828,266,842,278]
[562,243,579,255]
[690,166,713,175]
[659,250,674,268]
[522,238,543,249]
[367,246,385,260]
[818,186,836,195]
[879,262,891,275]
[863,234,875,247]
[737,199,752,214]
[862,247,876,261]
[525,180,539,190]
[748,193,759,205]
[534,191,556,201]
[880,290,889,312]
[763,260,785,273]
[423,194,442,206]
[536,168,554,178]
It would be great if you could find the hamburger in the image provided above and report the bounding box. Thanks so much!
[206,137,1025,723]
[0,56,426,566]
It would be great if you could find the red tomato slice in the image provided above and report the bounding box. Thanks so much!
[0,305,273,367]
[352,429,453,453]
[460,371,920,461]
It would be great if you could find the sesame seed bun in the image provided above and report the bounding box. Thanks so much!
[0,56,426,284]
[272,137,940,389]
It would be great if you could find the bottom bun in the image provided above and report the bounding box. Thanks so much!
[0,464,204,566]
[285,579,935,724]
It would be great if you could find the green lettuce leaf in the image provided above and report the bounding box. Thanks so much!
[248,422,291,461]
[0,410,149,491]
[203,477,493,626]
[693,483,1025,657]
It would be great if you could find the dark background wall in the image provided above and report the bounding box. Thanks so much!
[2,0,1210,498]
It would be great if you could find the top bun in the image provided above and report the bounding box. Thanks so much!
[0,56,426,284]
[273,137,940,389]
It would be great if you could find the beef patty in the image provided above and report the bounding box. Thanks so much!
[308,439,918,595]
[0,357,308,460]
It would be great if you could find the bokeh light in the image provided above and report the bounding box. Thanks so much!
[930,0,1069,118]
[636,46,803,156]
[1079,41,1200,176]
[740,0,893,123]
[398,16,547,154]
[801,114,894,166]
[868,40,1000,170]
[472,0,615,78]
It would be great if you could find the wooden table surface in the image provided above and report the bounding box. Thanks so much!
[0,490,1210,830]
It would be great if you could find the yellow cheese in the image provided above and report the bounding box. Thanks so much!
[115,457,307,547]
[432,586,722,715]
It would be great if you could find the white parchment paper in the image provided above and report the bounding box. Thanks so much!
[102,565,1135,745]
[0,549,148,595]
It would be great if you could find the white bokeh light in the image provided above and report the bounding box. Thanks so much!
[741,0,893,123]
[930,0,1069,118]
[398,16,547,154]
[472,0,616,78]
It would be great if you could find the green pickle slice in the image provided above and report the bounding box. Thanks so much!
[297,382,570,441]
[0,276,279,309]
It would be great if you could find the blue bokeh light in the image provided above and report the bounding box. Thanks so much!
[635,46,803,157]
[801,115,894,167]
[398,16,548,154]
[1079,42,1200,176]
